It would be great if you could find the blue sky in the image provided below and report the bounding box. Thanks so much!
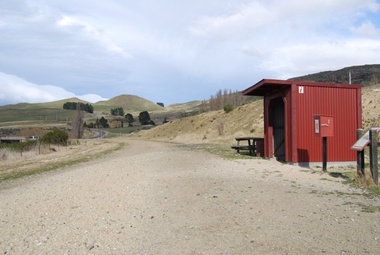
[0,0,379,106]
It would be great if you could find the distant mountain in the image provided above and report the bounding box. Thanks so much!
[290,64,380,85]
[0,94,167,126]
[0,95,163,113]
[0,97,88,110]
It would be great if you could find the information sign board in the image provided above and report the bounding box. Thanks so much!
[351,127,380,151]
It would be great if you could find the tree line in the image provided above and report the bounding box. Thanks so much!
[84,110,154,129]
[110,108,154,126]
[208,89,245,111]
[63,102,94,113]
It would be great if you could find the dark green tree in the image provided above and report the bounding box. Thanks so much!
[84,103,94,113]
[99,117,109,128]
[125,113,134,127]
[138,111,151,125]
[110,107,125,116]
[86,122,95,128]
[63,102,93,113]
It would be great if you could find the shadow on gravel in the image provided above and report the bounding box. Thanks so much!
[328,172,352,180]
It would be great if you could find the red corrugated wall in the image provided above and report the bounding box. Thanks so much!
[295,85,360,162]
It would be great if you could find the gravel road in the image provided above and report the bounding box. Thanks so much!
[0,139,379,254]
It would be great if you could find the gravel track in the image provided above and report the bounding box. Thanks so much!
[0,139,379,254]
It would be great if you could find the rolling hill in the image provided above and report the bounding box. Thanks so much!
[0,94,168,128]
[94,94,164,113]
[36,97,89,109]
[290,64,380,85]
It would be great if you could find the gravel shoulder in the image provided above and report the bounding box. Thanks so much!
[0,138,379,254]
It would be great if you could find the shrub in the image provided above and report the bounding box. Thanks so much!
[223,104,234,113]
[40,129,69,146]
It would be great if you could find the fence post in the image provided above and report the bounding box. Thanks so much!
[369,129,378,185]
[356,129,365,177]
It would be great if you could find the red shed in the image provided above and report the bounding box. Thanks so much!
[243,79,362,165]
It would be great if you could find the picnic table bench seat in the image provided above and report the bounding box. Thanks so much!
[231,145,255,153]
[231,137,264,156]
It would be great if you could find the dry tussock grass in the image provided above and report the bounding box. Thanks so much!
[136,99,264,145]
[0,139,122,181]
[0,146,50,162]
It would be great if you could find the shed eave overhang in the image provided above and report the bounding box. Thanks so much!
[243,79,292,96]
[243,78,362,96]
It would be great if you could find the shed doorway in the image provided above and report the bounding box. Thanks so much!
[269,97,285,161]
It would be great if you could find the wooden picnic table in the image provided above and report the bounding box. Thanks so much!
[231,137,264,156]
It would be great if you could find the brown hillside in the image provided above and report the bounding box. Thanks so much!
[136,84,380,145]
[136,99,264,145]
[290,64,380,85]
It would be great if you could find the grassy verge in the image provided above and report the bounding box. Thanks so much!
[325,170,380,198]
[0,142,125,182]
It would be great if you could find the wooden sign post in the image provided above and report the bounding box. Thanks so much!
[369,130,378,185]
[351,127,380,185]
[356,129,365,177]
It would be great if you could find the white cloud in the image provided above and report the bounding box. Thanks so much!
[350,21,380,37]
[189,0,380,40]
[186,0,380,81]
[0,1,379,105]
[260,39,380,79]
[57,15,132,58]
[77,94,109,103]
[189,1,275,38]
[0,72,108,105]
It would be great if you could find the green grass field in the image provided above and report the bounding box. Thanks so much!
[0,108,74,126]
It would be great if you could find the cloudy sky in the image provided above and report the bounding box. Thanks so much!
[1,0,379,106]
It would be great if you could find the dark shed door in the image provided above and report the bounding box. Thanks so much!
[270,97,285,161]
